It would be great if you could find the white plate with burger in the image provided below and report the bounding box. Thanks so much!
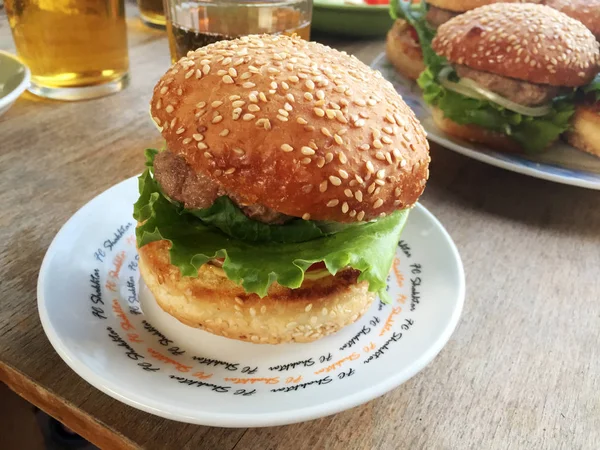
[38,35,465,427]
[381,1,600,190]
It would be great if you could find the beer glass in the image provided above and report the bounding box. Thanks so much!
[5,0,130,101]
[137,0,166,28]
[165,0,312,63]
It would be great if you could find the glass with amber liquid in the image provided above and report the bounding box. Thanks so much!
[165,0,312,63]
[137,0,166,28]
[5,0,129,101]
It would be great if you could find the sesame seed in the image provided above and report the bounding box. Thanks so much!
[366,161,375,173]
[327,199,339,207]
[211,101,223,108]
[300,157,311,164]
[286,93,295,102]
[314,108,325,117]
[329,176,342,186]
[202,64,210,75]
[401,159,407,168]
[376,169,385,179]
[278,109,289,117]
[165,105,174,114]
[301,146,315,155]
[243,113,255,121]
[367,183,376,194]
[197,142,208,150]
[344,189,353,197]
[319,181,328,192]
[259,92,268,102]
[325,153,334,164]
[381,136,393,144]
[385,153,393,164]
[357,211,365,221]
[233,147,245,155]
[373,139,383,149]
[342,202,349,213]
[321,127,332,137]
[284,102,293,111]
[182,137,192,144]
[212,115,223,124]
[248,104,260,112]
[203,151,212,158]
[159,86,168,95]
[270,81,278,90]
[243,82,256,88]
[355,191,363,202]
[297,117,308,125]
[192,133,204,141]
[196,101,206,108]
[339,152,348,164]
[304,92,314,101]
[305,80,315,90]
[277,115,288,122]
[316,90,325,100]
[232,100,245,108]
[338,169,349,179]
[280,144,293,152]
[373,199,384,208]
[219,129,230,137]
[240,72,252,80]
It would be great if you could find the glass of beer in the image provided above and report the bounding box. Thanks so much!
[5,0,130,101]
[137,0,166,29]
[165,0,312,63]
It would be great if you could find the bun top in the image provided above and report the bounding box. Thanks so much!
[427,0,541,13]
[150,35,429,223]
[432,3,600,86]
[544,0,600,40]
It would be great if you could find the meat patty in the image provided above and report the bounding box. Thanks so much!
[153,151,289,224]
[455,65,561,106]
[425,6,459,29]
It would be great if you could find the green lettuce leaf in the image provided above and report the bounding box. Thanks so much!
[418,68,575,153]
[390,0,446,74]
[582,74,600,102]
[133,166,409,301]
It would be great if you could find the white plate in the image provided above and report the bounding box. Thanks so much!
[0,51,30,117]
[372,53,600,190]
[38,176,465,427]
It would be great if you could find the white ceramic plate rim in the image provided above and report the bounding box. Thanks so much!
[0,50,31,110]
[38,177,465,427]
[371,53,600,191]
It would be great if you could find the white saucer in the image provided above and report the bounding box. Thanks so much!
[372,53,600,190]
[38,176,465,427]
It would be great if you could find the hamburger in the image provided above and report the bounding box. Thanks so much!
[134,35,430,344]
[386,0,541,81]
[419,3,599,153]
[544,0,600,41]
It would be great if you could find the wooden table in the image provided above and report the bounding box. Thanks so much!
[1,7,599,450]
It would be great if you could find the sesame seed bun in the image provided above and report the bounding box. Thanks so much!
[386,20,426,81]
[432,3,600,87]
[544,0,600,41]
[139,240,375,344]
[431,107,530,153]
[564,103,600,158]
[150,35,429,223]
[427,0,542,13]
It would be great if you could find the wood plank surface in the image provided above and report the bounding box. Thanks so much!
[1,5,599,450]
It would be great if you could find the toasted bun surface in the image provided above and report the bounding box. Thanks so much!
[386,20,425,81]
[427,0,541,13]
[431,107,526,153]
[150,34,429,223]
[565,103,600,158]
[544,0,600,41]
[139,241,375,344]
[432,4,600,87]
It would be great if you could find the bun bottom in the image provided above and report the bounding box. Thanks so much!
[431,107,526,153]
[565,104,600,158]
[138,240,376,344]
[386,20,425,81]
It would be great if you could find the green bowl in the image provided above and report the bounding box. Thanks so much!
[312,0,393,37]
